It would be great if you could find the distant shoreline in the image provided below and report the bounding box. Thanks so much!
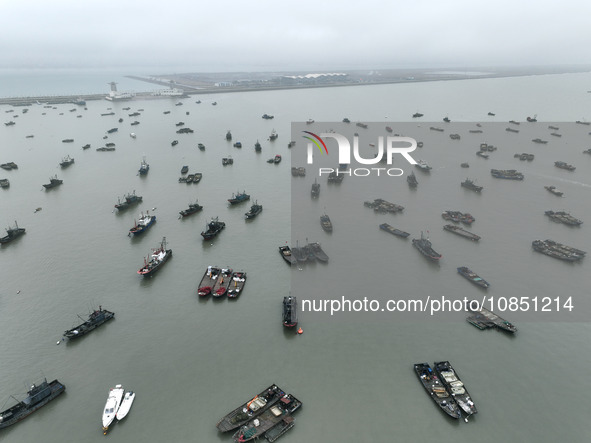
[1,66,589,105]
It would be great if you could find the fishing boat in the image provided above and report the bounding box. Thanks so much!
[198,266,221,296]
[532,239,586,262]
[279,246,296,265]
[412,112,424,118]
[213,268,233,297]
[307,242,329,262]
[414,363,461,419]
[443,225,480,241]
[102,385,124,434]
[262,114,274,119]
[415,160,432,172]
[544,211,583,226]
[466,306,518,333]
[63,306,115,339]
[544,186,563,197]
[379,223,409,238]
[461,179,482,193]
[216,385,287,433]
[245,201,263,219]
[490,169,524,180]
[129,211,156,235]
[407,171,418,188]
[254,140,262,152]
[0,221,26,244]
[0,378,66,430]
[226,130,232,141]
[82,144,91,149]
[171,140,178,146]
[222,157,234,166]
[320,214,333,232]
[457,267,490,288]
[0,178,9,188]
[311,179,320,198]
[412,232,442,261]
[201,217,225,240]
[433,361,477,420]
[179,200,203,217]
[228,191,250,205]
[264,416,296,442]
[198,143,205,151]
[554,161,576,171]
[283,296,298,327]
[137,237,172,276]
[269,130,278,141]
[181,165,189,174]
[273,154,281,163]
[43,175,63,189]
[232,394,302,442]
[116,391,135,420]
[228,271,247,298]
[138,157,149,175]
[291,242,307,263]
[60,155,74,167]
[114,191,142,211]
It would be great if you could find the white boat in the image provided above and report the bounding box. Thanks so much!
[116,391,136,420]
[130,133,136,138]
[102,384,124,433]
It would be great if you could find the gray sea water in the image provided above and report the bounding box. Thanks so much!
[1,72,591,443]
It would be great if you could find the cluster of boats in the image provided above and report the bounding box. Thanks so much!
[364,198,404,214]
[216,384,301,442]
[514,152,534,161]
[532,239,586,261]
[327,170,344,183]
[544,210,583,226]
[178,172,203,183]
[490,169,524,180]
[441,210,475,225]
[291,167,306,177]
[279,242,329,265]
[414,361,477,421]
[101,385,135,434]
[466,306,518,333]
[197,266,247,298]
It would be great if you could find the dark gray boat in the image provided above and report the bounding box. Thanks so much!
[63,307,115,339]
[0,378,66,429]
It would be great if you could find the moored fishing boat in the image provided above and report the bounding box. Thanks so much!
[433,361,477,420]
[0,378,66,430]
[245,201,262,219]
[63,306,115,339]
[198,266,221,296]
[137,237,172,276]
[59,155,74,167]
[279,246,296,265]
[283,296,297,327]
[311,179,320,198]
[232,394,301,442]
[212,268,233,297]
[138,157,149,175]
[457,266,490,288]
[0,221,26,244]
[201,217,225,240]
[129,211,156,235]
[307,242,329,262]
[102,384,124,434]
[379,223,409,238]
[320,214,333,232]
[43,175,63,189]
[544,186,563,197]
[115,190,142,210]
[228,191,250,205]
[407,171,418,188]
[216,385,286,433]
[414,363,461,419]
[179,200,203,217]
[443,225,480,241]
[228,271,247,298]
[412,232,442,261]
[461,179,482,193]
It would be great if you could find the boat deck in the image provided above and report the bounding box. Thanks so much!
[466,306,517,333]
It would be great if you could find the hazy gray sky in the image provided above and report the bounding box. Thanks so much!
[2,0,590,72]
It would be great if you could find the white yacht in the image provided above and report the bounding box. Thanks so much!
[102,384,124,433]
[116,391,136,420]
